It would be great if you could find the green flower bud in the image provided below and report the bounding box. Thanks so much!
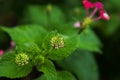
[28,45,41,55]
[34,55,44,65]
[73,8,80,16]
[51,35,64,49]
[15,53,29,66]
[46,4,52,13]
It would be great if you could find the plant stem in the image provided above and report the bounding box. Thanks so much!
[94,16,101,21]
[89,8,98,18]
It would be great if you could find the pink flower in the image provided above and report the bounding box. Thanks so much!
[83,0,94,9]
[99,10,110,20]
[94,2,103,9]
[0,50,4,56]
[83,0,94,15]
[74,22,81,28]
[82,0,110,21]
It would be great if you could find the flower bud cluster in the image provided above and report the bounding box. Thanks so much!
[51,35,64,49]
[15,53,29,66]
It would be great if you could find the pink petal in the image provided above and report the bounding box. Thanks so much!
[94,2,103,9]
[103,13,110,20]
[74,22,81,28]
[83,1,94,9]
[100,10,110,20]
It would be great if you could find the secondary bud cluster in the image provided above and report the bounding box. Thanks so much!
[51,35,64,49]
[28,45,41,55]
[34,55,45,65]
[15,53,29,66]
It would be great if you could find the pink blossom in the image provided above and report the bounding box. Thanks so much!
[94,2,103,9]
[82,0,110,21]
[83,0,94,15]
[0,50,4,56]
[83,0,94,9]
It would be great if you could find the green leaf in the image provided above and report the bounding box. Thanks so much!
[22,5,65,29]
[57,49,99,80]
[57,71,76,80]
[18,42,42,55]
[34,75,46,80]
[77,28,102,52]
[1,25,47,47]
[41,31,54,52]
[56,22,77,36]
[35,71,76,80]
[37,59,57,80]
[42,31,77,60]
[0,53,32,78]
[109,0,120,9]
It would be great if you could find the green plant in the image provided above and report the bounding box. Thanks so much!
[0,0,109,79]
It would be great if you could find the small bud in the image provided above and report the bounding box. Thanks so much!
[73,8,80,16]
[103,12,110,20]
[15,53,29,66]
[51,35,64,49]
[28,45,41,55]
[34,55,44,65]
[47,4,52,13]
[74,22,81,28]
[100,10,110,20]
